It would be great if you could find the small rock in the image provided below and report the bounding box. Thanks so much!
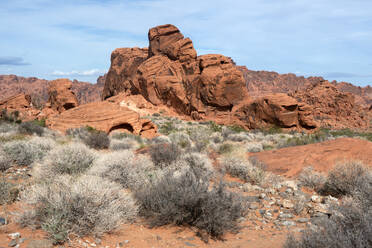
[184,241,196,247]
[259,193,266,199]
[279,213,294,219]
[282,200,294,209]
[282,180,298,191]
[8,240,17,247]
[281,221,296,227]
[8,233,20,240]
[311,195,321,203]
[249,202,260,210]
[0,217,6,225]
[297,218,309,223]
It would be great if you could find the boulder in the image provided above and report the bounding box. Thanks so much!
[148,24,197,62]
[233,93,317,130]
[46,99,157,138]
[48,79,78,113]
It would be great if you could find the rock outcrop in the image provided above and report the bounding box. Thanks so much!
[290,81,370,129]
[46,99,157,138]
[233,94,317,130]
[103,24,251,127]
[47,79,79,113]
[0,94,40,121]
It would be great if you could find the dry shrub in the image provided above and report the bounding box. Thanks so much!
[298,167,326,191]
[135,168,246,240]
[33,143,95,180]
[320,161,371,197]
[88,151,155,190]
[2,137,55,166]
[19,175,138,244]
[149,143,181,168]
[221,157,266,185]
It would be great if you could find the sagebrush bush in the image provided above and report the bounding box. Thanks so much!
[2,137,55,166]
[109,138,135,151]
[222,157,266,185]
[0,179,14,204]
[33,143,95,179]
[83,130,110,149]
[177,153,214,178]
[20,175,138,244]
[217,143,235,154]
[88,151,155,190]
[149,143,181,168]
[298,167,326,191]
[320,161,371,197]
[284,199,372,248]
[135,168,246,240]
[18,121,45,136]
[169,132,192,149]
[66,126,109,150]
[0,149,11,171]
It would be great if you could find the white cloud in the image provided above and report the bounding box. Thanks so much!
[51,69,105,76]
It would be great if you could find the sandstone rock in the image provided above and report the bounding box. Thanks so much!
[46,100,157,138]
[48,79,78,113]
[290,81,369,129]
[197,54,247,111]
[0,94,40,121]
[102,48,148,100]
[148,24,197,62]
[233,93,317,130]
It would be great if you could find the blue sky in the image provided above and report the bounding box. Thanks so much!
[0,0,371,86]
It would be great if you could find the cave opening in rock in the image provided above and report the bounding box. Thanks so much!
[109,123,134,134]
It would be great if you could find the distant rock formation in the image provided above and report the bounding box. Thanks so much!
[0,74,104,105]
[290,81,370,129]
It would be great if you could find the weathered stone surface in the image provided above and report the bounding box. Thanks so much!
[233,93,317,130]
[47,79,78,113]
[148,24,196,62]
[46,100,157,138]
[290,81,370,129]
[0,94,40,121]
[102,48,148,100]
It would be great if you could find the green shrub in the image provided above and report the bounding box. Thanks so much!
[135,168,246,240]
[0,109,21,123]
[66,126,109,150]
[20,175,138,244]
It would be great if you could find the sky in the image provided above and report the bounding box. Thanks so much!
[0,0,371,87]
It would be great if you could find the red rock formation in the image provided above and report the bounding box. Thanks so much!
[103,24,249,127]
[102,48,148,99]
[0,74,104,105]
[238,66,372,109]
[290,81,370,129]
[233,94,316,130]
[0,94,40,121]
[46,99,157,138]
[47,79,78,113]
